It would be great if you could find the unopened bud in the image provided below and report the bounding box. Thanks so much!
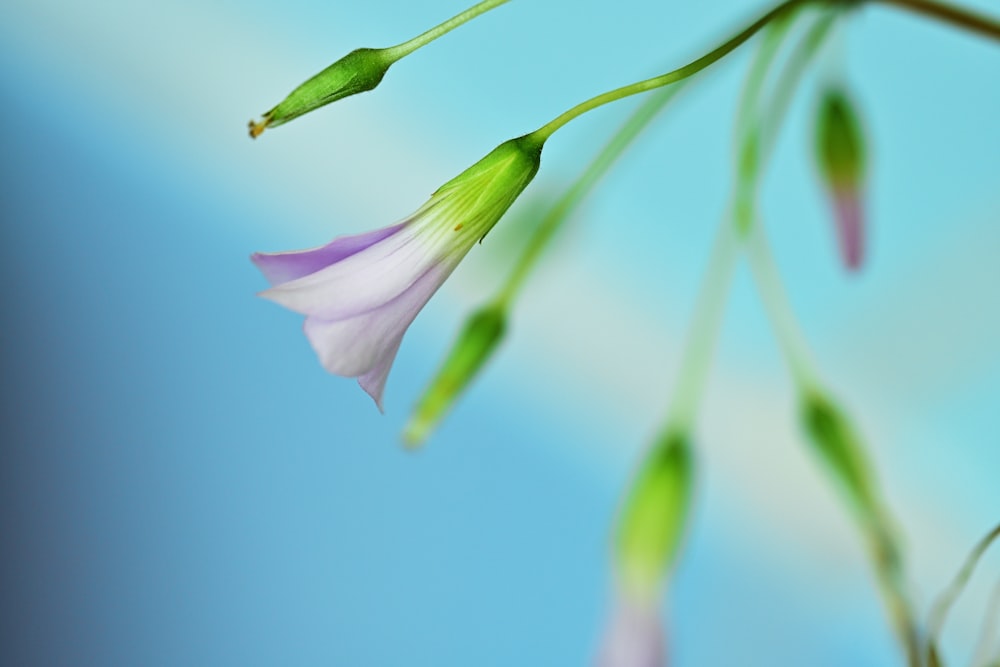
[402,305,506,448]
[249,47,393,138]
[616,431,693,600]
[814,87,868,270]
[800,390,881,525]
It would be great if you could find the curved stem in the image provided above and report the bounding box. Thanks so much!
[874,0,1000,41]
[527,0,809,143]
[383,0,511,60]
[496,84,685,307]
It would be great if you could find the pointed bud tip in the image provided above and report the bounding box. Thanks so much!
[248,116,270,139]
[400,418,429,450]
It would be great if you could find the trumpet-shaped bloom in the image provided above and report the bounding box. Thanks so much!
[252,136,542,410]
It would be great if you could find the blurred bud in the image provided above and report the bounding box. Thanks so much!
[813,87,868,270]
[249,47,393,138]
[595,592,666,667]
[402,305,506,447]
[799,391,885,530]
[616,432,693,599]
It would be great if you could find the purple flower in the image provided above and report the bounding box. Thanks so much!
[252,136,542,410]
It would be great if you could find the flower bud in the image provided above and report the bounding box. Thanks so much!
[814,87,868,270]
[799,390,881,525]
[616,432,693,600]
[249,47,393,138]
[402,305,506,447]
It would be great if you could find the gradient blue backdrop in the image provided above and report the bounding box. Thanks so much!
[2,0,998,665]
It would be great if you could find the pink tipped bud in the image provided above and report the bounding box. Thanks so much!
[814,87,868,271]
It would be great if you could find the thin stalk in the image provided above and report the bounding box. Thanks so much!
[663,7,819,434]
[496,84,684,307]
[874,0,1000,41]
[735,12,838,232]
[661,219,740,435]
[527,0,809,143]
[971,579,1000,667]
[744,225,820,389]
[383,0,511,60]
[928,524,1000,661]
[734,11,799,142]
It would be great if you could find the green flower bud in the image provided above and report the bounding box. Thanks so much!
[813,87,869,269]
[800,391,877,512]
[402,304,506,448]
[249,47,393,138]
[616,431,693,600]
[815,87,866,188]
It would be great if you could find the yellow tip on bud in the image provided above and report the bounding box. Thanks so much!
[248,116,270,139]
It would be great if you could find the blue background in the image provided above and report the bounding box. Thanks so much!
[1,0,998,665]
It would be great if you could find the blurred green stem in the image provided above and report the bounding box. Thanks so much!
[664,220,739,434]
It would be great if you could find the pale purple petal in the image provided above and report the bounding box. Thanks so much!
[260,222,445,320]
[301,263,452,406]
[596,596,666,667]
[357,338,404,413]
[251,221,408,287]
[833,189,865,271]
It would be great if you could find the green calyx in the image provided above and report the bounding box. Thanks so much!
[429,135,544,245]
[814,87,867,189]
[249,48,393,138]
[403,305,507,448]
[616,431,694,599]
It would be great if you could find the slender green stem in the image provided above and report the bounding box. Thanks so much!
[527,0,809,143]
[743,224,820,388]
[661,8,818,435]
[972,579,1000,667]
[874,0,1000,41]
[760,14,838,162]
[525,0,998,147]
[734,11,798,142]
[496,85,684,306]
[662,218,740,435]
[735,12,838,232]
[382,0,511,60]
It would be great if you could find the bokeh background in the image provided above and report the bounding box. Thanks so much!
[2,0,998,665]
